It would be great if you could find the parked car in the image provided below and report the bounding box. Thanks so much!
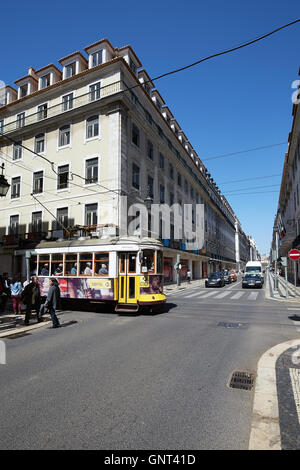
[230,271,237,282]
[242,273,263,289]
[223,272,232,284]
[205,273,225,288]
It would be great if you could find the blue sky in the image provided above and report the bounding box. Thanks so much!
[2,0,300,254]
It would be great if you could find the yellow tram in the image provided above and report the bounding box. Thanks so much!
[32,236,166,313]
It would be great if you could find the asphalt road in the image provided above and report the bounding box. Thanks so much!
[0,276,299,450]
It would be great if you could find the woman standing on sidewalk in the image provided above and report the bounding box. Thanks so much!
[10,275,23,316]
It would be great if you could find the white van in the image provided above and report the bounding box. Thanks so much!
[245,261,264,283]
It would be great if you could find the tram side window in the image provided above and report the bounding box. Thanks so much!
[79,253,93,275]
[38,255,50,276]
[95,253,109,276]
[65,254,78,276]
[51,254,64,276]
[119,253,126,273]
[30,256,37,276]
[128,253,137,273]
[141,249,154,273]
[157,251,163,274]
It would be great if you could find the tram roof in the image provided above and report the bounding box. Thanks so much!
[35,236,164,250]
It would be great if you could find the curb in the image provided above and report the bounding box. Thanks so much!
[0,319,52,338]
[249,339,300,450]
[265,272,300,303]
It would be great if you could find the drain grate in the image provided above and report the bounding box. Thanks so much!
[218,322,244,329]
[229,371,255,391]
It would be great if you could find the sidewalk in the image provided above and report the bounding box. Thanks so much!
[249,339,300,450]
[0,303,55,338]
[267,270,300,303]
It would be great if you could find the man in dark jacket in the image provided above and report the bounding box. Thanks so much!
[0,273,11,314]
[21,277,41,326]
[42,278,61,328]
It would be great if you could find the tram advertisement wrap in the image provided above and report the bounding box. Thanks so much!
[140,275,164,295]
[38,277,115,300]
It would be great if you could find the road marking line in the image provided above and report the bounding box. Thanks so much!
[199,291,219,298]
[214,291,231,299]
[248,292,259,300]
[230,292,244,300]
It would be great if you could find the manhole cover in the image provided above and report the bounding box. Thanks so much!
[228,371,255,391]
[218,322,244,328]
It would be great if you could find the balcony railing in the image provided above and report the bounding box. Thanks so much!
[0,80,125,136]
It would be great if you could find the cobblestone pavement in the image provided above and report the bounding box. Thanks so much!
[276,347,300,449]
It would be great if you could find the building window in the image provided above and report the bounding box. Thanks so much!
[184,179,188,194]
[85,203,98,226]
[85,158,98,184]
[20,85,28,98]
[147,140,154,160]
[130,59,137,74]
[170,192,174,206]
[32,211,42,232]
[177,172,182,187]
[89,82,101,101]
[190,186,194,200]
[57,165,69,190]
[132,123,140,147]
[11,177,21,199]
[9,215,19,235]
[91,50,103,67]
[65,62,76,78]
[57,207,68,229]
[132,163,140,190]
[62,93,73,111]
[33,171,44,194]
[160,185,165,204]
[37,103,48,120]
[159,153,164,170]
[58,125,71,147]
[148,175,154,199]
[13,141,22,160]
[86,115,99,139]
[16,112,25,128]
[41,74,50,89]
[0,120,4,134]
[169,163,174,180]
[35,133,45,153]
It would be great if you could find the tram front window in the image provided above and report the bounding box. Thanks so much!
[141,249,154,273]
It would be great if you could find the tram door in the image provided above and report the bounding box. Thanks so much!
[118,252,138,304]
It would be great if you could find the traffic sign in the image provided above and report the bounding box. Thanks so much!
[288,249,300,261]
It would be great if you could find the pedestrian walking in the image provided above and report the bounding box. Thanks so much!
[0,273,11,314]
[10,275,22,315]
[187,270,191,283]
[21,276,41,326]
[40,278,61,328]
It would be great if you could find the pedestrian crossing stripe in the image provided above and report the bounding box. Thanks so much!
[172,290,260,301]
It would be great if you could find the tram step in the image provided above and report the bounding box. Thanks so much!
[115,303,139,313]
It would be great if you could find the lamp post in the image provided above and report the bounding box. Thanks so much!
[273,225,279,291]
[144,186,153,238]
[0,164,10,197]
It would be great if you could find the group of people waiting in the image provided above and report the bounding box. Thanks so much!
[39,263,108,276]
[0,273,61,329]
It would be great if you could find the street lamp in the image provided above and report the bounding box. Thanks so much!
[144,186,153,237]
[0,164,10,197]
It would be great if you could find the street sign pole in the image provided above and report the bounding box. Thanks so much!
[281,257,288,299]
[288,249,300,297]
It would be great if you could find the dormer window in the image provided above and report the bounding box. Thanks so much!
[40,73,50,89]
[91,50,103,67]
[65,62,76,78]
[130,58,137,75]
[20,84,28,98]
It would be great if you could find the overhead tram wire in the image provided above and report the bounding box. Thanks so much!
[224,183,280,194]
[201,142,288,162]
[218,173,281,185]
